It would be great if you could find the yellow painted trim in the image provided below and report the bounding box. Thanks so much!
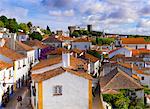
[38,81,43,109]
[88,80,92,109]
[14,62,17,90]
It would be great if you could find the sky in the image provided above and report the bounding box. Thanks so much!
[0,0,150,35]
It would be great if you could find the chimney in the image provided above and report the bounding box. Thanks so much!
[0,39,5,47]
[10,33,16,50]
[62,52,70,68]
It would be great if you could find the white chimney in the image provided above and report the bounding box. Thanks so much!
[10,33,16,50]
[0,39,5,47]
[62,52,70,68]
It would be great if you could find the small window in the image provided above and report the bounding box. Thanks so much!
[53,85,62,96]
[9,70,11,79]
[85,45,87,49]
[18,61,21,69]
[78,65,84,70]
[23,59,26,67]
[136,45,138,49]
[141,76,144,80]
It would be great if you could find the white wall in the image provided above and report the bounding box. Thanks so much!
[14,58,29,82]
[109,47,132,58]
[137,74,150,88]
[123,44,150,49]
[27,50,35,64]
[72,42,91,50]
[42,72,89,109]
[94,60,100,76]
[0,67,14,106]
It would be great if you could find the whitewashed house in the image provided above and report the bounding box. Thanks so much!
[116,38,150,49]
[109,46,132,58]
[0,61,13,107]
[81,53,100,77]
[42,35,62,48]
[0,46,29,90]
[0,32,3,38]
[100,68,144,100]
[31,52,93,109]
[4,37,35,64]
[71,37,92,50]
[16,32,29,42]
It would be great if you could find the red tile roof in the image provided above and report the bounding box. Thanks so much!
[32,67,92,82]
[84,53,99,63]
[132,49,150,56]
[46,48,67,55]
[24,39,48,49]
[73,37,91,42]
[121,38,150,44]
[0,60,12,70]
[31,55,88,71]
[0,47,26,61]
[100,68,143,90]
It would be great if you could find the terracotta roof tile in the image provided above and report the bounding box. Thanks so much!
[73,37,91,42]
[3,38,34,51]
[32,67,92,82]
[132,49,150,56]
[31,55,88,71]
[121,38,150,44]
[132,74,140,80]
[31,56,62,70]
[24,39,48,49]
[57,36,74,41]
[0,60,12,70]
[71,48,83,54]
[46,48,67,55]
[0,47,26,61]
[100,68,143,90]
[84,53,99,63]
[102,89,120,94]
[42,36,62,43]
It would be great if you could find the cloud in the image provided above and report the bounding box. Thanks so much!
[0,7,28,20]
[49,9,74,17]
[1,0,150,35]
[41,0,73,9]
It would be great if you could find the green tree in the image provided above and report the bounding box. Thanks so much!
[44,25,52,35]
[7,18,18,33]
[19,23,29,33]
[0,21,4,27]
[27,22,32,29]
[83,30,89,35]
[103,93,130,109]
[0,15,8,27]
[46,26,51,32]
[29,32,42,41]
[72,31,80,37]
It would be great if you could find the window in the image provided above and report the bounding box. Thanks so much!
[74,45,77,48]
[136,45,138,49]
[23,59,26,67]
[85,45,87,49]
[9,70,11,79]
[18,61,21,69]
[145,45,147,49]
[78,65,84,70]
[141,76,144,80]
[3,72,5,80]
[32,86,36,96]
[53,85,62,96]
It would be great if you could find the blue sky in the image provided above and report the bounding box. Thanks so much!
[0,0,150,35]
